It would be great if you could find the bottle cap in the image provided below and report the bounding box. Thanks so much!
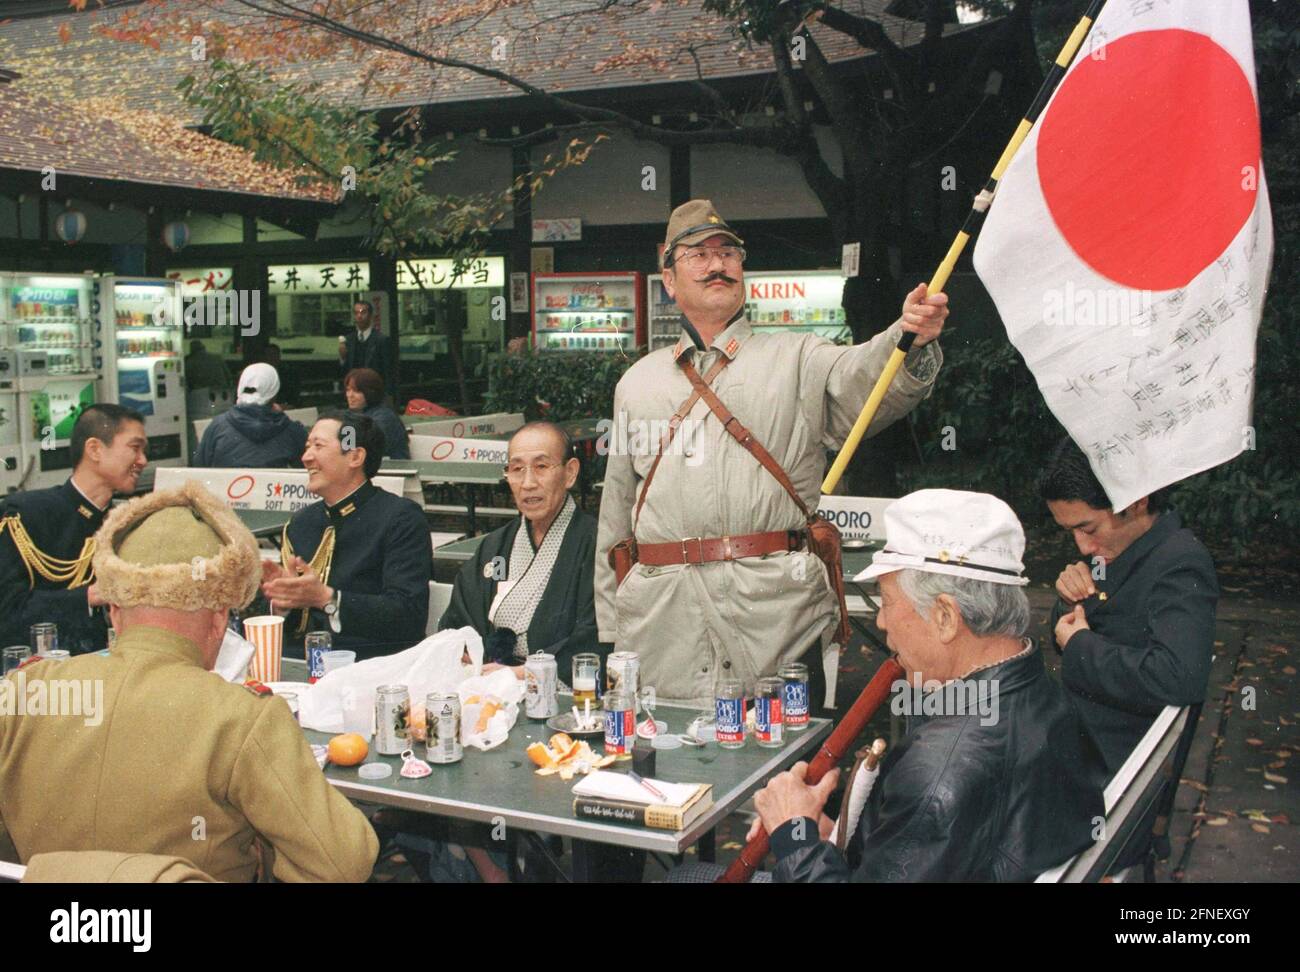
[358,763,392,780]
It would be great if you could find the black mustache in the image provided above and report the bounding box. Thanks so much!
[703,272,737,285]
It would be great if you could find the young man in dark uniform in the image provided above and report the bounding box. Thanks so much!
[0,404,147,654]
[261,411,431,660]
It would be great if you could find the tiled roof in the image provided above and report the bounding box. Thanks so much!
[0,79,338,202]
[0,0,980,120]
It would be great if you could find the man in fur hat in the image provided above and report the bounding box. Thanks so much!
[0,481,378,882]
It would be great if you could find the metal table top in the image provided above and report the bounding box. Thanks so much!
[234,508,294,538]
[380,460,505,486]
[286,661,830,854]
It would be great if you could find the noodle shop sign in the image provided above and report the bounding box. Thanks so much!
[267,262,370,295]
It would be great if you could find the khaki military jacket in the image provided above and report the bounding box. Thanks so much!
[0,626,377,882]
[595,317,940,706]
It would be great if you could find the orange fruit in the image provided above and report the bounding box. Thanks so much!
[526,741,557,768]
[327,733,368,767]
[549,732,574,752]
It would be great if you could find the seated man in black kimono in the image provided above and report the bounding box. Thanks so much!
[1040,436,1218,778]
[440,421,611,682]
[0,404,147,654]
[260,411,432,660]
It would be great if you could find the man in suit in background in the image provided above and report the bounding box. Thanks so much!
[339,300,395,397]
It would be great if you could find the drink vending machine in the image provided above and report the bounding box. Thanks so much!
[95,275,188,472]
[0,272,98,493]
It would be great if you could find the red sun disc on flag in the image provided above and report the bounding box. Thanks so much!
[1037,29,1261,291]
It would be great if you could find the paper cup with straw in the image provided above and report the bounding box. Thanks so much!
[243,616,285,682]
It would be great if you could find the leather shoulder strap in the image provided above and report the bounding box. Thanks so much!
[631,354,729,531]
[679,358,813,521]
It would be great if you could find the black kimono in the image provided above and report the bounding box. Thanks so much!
[439,508,610,678]
[0,480,108,654]
[1052,510,1219,774]
[280,481,432,660]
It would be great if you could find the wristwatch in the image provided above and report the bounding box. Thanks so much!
[323,588,342,633]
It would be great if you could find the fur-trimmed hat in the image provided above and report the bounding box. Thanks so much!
[93,481,261,611]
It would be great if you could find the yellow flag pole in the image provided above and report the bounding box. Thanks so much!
[821,0,1109,495]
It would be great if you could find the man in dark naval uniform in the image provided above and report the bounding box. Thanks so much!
[261,411,431,660]
[0,404,147,654]
[439,421,610,681]
[1040,436,1219,776]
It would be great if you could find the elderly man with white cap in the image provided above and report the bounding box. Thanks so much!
[748,489,1105,882]
[193,362,309,469]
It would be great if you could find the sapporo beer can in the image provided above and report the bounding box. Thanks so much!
[754,676,785,747]
[606,651,640,701]
[375,685,411,755]
[603,690,635,759]
[30,623,58,656]
[715,677,745,749]
[524,652,559,719]
[425,692,463,764]
[305,630,332,684]
[779,662,810,730]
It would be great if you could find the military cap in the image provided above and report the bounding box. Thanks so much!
[662,199,743,267]
[93,480,260,611]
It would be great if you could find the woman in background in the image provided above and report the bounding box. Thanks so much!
[343,368,411,460]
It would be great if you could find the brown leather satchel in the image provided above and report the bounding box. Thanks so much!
[678,358,853,647]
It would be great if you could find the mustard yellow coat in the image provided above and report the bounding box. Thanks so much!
[0,625,377,882]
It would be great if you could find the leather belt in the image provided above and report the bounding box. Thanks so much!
[635,529,805,567]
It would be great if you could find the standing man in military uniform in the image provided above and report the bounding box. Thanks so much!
[595,200,949,707]
[0,404,147,654]
[0,481,378,882]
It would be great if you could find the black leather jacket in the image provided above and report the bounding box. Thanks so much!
[771,645,1105,882]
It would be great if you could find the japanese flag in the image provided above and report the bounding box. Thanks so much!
[973,0,1272,511]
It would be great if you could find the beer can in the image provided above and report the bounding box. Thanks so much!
[603,690,635,759]
[605,651,639,701]
[524,652,558,719]
[374,684,411,756]
[425,692,463,764]
[30,623,58,656]
[305,630,332,684]
[714,677,745,749]
[754,676,785,748]
[779,662,810,730]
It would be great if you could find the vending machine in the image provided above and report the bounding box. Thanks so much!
[0,272,99,492]
[647,269,851,353]
[531,272,645,352]
[95,275,188,469]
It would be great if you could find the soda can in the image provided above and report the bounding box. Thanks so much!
[374,684,411,756]
[779,662,810,731]
[603,690,635,759]
[524,652,558,719]
[714,677,745,749]
[30,623,58,656]
[305,630,332,684]
[425,692,463,764]
[754,676,785,748]
[605,651,639,701]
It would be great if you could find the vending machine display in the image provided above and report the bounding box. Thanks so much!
[96,276,187,468]
[532,272,645,352]
[0,272,98,490]
[647,269,851,352]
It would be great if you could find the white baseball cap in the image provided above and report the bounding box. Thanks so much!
[236,363,280,406]
[855,489,1029,586]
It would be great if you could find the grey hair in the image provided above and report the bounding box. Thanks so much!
[895,569,1030,639]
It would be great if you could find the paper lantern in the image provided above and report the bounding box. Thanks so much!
[54,209,86,245]
[161,220,191,253]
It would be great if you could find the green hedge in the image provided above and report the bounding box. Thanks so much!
[484,350,637,422]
